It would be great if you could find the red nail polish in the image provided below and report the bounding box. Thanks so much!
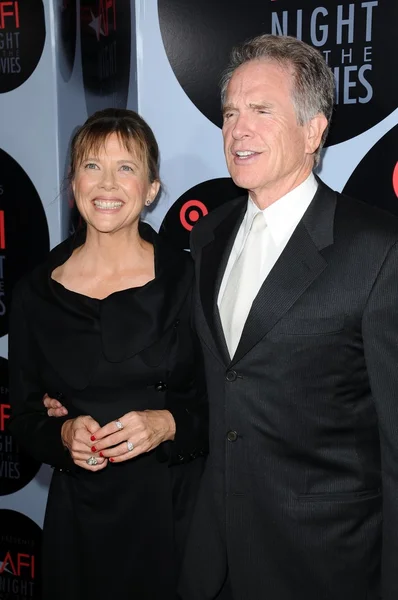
[99,452,104,458]
[91,446,97,453]
[90,435,96,442]
[109,458,114,463]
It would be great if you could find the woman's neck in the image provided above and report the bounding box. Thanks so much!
[74,223,152,276]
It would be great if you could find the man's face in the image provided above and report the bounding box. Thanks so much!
[222,60,323,205]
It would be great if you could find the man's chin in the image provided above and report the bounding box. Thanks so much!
[230,175,258,192]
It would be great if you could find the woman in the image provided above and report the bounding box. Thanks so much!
[8,108,207,599]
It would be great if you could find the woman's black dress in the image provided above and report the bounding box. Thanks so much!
[8,224,207,599]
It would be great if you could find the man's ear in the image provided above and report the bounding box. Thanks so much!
[305,113,328,156]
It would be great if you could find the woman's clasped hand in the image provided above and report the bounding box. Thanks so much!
[59,408,176,470]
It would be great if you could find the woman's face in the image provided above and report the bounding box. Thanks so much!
[72,133,159,234]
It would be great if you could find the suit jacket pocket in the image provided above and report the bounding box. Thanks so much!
[297,488,381,503]
[276,315,345,336]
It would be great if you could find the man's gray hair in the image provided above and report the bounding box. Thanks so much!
[220,34,335,165]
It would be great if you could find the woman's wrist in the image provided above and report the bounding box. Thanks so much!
[61,419,74,449]
[144,409,176,442]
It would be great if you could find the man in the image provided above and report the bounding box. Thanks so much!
[179,34,398,599]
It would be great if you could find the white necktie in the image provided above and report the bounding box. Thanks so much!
[220,212,267,357]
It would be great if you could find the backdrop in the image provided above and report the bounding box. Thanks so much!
[0,1,397,597]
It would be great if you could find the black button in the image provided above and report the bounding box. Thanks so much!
[226,370,237,382]
[226,430,238,442]
[55,391,65,400]
[177,454,185,462]
[155,381,167,392]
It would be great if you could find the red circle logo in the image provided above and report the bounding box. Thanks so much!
[179,200,208,231]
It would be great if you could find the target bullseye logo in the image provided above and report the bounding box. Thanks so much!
[393,162,398,198]
[159,177,244,250]
[180,200,209,231]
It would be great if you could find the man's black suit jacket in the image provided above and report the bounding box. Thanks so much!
[180,179,398,600]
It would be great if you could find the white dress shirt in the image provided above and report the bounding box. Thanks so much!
[218,173,318,310]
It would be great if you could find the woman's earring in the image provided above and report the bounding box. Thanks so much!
[145,199,151,207]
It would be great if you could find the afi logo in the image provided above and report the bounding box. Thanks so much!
[0,1,20,29]
[0,403,10,431]
[0,552,35,578]
[83,0,116,41]
[98,0,116,36]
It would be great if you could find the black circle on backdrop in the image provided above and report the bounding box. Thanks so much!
[0,509,42,599]
[80,0,131,115]
[0,357,41,496]
[0,148,50,337]
[159,178,244,251]
[158,0,398,146]
[0,0,46,93]
[58,0,77,82]
[343,125,398,216]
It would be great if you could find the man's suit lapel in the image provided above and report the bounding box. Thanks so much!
[199,197,247,364]
[232,181,337,365]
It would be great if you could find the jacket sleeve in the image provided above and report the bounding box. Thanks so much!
[165,325,208,466]
[158,252,208,466]
[8,282,76,471]
[362,240,398,600]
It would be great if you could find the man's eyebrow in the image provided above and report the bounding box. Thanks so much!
[222,104,236,115]
[222,102,274,115]
[248,102,273,110]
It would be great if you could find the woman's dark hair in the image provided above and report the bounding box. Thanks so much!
[69,108,160,184]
